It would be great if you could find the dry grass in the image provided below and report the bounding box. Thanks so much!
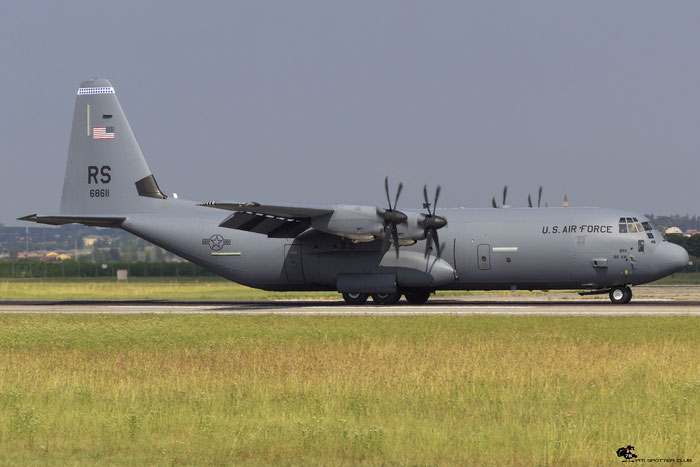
[0,315,697,465]
[0,277,339,301]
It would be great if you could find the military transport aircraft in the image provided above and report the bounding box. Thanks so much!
[20,79,690,305]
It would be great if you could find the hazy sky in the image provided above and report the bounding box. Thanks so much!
[2,1,699,226]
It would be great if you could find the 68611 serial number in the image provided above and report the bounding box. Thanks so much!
[89,189,110,198]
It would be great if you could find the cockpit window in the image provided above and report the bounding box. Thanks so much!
[619,218,655,234]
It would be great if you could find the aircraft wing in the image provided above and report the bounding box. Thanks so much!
[199,202,334,238]
[199,201,333,218]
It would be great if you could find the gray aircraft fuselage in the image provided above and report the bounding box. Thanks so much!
[20,79,690,304]
[121,197,686,293]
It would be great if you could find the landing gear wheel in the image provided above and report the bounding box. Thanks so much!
[404,290,431,305]
[342,292,369,305]
[609,286,632,304]
[371,292,401,305]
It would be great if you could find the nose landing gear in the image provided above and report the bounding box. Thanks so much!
[609,285,632,304]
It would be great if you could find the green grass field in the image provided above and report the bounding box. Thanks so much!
[0,315,697,465]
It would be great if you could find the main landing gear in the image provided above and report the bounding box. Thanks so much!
[609,285,632,304]
[341,290,432,305]
[370,292,402,305]
[341,292,369,305]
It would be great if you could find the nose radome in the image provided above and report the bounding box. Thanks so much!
[655,242,690,275]
[672,243,691,271]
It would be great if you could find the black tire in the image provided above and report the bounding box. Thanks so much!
[342,292,369,305]
[404,290,431,305]
[622,286,632,304]
[371,292,401,305]
[609,286,632,304]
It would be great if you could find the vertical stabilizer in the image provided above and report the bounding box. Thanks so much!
[60,79,166,215]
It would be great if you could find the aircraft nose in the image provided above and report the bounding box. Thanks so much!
[654,242,690,276]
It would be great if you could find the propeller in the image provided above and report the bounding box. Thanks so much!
[528,186,543,208]
[421,184,447,256]
[491,185,509,208]
[380,176,407,257]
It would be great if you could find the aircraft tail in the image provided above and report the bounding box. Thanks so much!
[60,79,167,215]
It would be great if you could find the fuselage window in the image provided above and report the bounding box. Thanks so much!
[647,232,654,239]
[628,224,638,233]
[641,221,653,231]
[626,217,634,223]
[638,240,645,252]
[619,223,628,233]
[636,223,643,232]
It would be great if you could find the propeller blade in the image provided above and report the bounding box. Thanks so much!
[425,229,433,256]
[423,185,431,215]
[393,182,403,211]
[502,185,508,206]
[381,226,391,252]
[433,185,441,212]
[392,226,400,258]
[538,186,543,208]
[433,229,441,256]
[384,176,392,209]
[492,197,497,208]
[528,193,532,208]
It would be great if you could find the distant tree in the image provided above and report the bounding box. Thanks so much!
[664,234,687,249]
[108,247,120,261]
[8,244,19,260]
[685,235,700,259]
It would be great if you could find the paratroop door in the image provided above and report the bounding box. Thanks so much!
[284,244,305,282]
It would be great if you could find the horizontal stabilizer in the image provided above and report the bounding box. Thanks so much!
[18,214,125,228]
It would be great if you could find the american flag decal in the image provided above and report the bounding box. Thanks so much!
[93,127,115,140]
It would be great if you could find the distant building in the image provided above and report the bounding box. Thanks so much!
[665,227,683,235]
[83,236,99,247]
[17,252,42,259]
[43,252,72,261]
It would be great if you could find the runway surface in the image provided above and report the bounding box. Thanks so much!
[1,298,699,316]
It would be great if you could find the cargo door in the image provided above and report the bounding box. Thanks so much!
[284,244,305,282]
[477,244,491,270]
